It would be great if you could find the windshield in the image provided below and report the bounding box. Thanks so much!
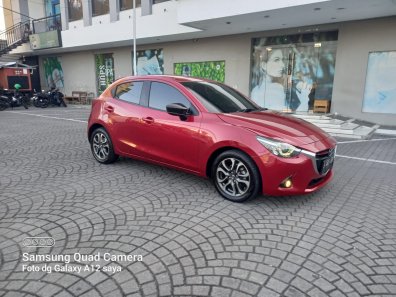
[181,81,262,113]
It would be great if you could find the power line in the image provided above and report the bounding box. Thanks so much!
[0,4,35,20]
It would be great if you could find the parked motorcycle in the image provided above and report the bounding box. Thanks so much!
[31,88,67,108]
[0,88,30,110]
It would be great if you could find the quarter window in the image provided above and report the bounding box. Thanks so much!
[115,81,143,104]
[149,82,192,112]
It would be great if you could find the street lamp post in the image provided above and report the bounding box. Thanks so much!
[133,0,137,76]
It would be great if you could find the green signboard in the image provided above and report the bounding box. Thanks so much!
[29,31,61,50]
[174,61,225,82]
[95,53,114,95]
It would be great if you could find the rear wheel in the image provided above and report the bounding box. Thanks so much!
[90,127,119,164]
[212,150,261,202]
[40,98,50,108]
[0,100,7,111]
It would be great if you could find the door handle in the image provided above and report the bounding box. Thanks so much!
[105,105,114,112]
[142,117,154,124]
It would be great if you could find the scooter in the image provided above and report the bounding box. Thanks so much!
[31,88,67,108]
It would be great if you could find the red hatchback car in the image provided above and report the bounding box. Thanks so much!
[88,75,336,202]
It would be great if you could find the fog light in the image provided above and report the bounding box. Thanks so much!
[280,177,293,188]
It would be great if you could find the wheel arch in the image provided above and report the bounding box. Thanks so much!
[88,123,105,142]
[206,146,262,187]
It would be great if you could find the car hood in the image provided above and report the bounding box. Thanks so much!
[218,110,332,147]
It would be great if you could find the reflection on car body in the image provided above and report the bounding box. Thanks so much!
[88,75,336,202]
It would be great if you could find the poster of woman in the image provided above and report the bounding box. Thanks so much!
[362,51,396,114]
[250,45,287,110]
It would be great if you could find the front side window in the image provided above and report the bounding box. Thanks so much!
[114,81,143,104]
[92,0,109,16]
[181,81,260,113]
[153,0,170,3]
[149,82,192,112]
[120,0,141,10]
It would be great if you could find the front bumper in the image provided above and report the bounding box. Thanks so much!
[254,146,335,196]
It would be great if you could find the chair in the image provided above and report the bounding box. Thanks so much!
[313,99,330,113]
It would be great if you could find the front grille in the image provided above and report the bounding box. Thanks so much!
[315,147,335,175]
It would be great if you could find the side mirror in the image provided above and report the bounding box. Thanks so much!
[166,103,190,120]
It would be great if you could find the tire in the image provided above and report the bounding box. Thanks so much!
[33,98,40,107]
[40,98,50,108]
[60,98,67,107]
[212,150,261,202]
[90,127,119,164]
[23,97,29,109]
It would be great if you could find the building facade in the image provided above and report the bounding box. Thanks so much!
[2,0,396,125]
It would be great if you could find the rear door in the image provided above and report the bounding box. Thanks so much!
[105,80,150,157]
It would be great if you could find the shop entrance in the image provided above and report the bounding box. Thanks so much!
[250,32,338,113]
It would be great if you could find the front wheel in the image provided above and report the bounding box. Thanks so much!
[212,150,261,202]
[90,127,119,164]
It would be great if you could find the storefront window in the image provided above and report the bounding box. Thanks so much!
[92,0,109,17]
[250,31,338,113]
[120,0,141,11]
[68,0,83,21]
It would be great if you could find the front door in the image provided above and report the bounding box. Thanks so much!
[138,81,202,173]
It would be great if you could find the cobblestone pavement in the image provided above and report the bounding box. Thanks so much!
[0,106,395,297]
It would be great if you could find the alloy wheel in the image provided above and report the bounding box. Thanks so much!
[92,132,110,161]
[216,157,251,197]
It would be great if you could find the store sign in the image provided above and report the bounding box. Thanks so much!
[29,31,61,50]
[95,53,114,95]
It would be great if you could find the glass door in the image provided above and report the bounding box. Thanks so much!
[259,42,337,113]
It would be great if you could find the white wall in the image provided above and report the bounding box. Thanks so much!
[177,0,329,23]
[61,1,199,49]
[332,17,396,125]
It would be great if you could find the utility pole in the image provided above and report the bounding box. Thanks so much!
[133,0,137,75]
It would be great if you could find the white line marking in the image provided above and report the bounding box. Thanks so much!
[6,111,87,123]
[336,154,396,165]
[337,138,396,144]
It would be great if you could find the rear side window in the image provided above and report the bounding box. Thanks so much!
[148,82,192,111]
[114,81,143,104]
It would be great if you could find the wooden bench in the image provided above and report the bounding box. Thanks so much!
[313,99,331,113]
[65,91,88,104]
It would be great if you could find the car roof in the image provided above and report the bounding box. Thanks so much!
[116,75,209,84]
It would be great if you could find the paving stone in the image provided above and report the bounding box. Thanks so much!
[0,108,395,297]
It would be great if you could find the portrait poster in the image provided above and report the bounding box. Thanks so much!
[362,51,396,114]
[250,33,337,112]
[174,61,225,82]
[132,49,164,75]
[95,53,114,95]
[43,57,64,89]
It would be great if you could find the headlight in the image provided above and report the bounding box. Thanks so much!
[257,136,301,158]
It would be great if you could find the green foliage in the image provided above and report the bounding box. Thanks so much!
[174,61,225,82]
